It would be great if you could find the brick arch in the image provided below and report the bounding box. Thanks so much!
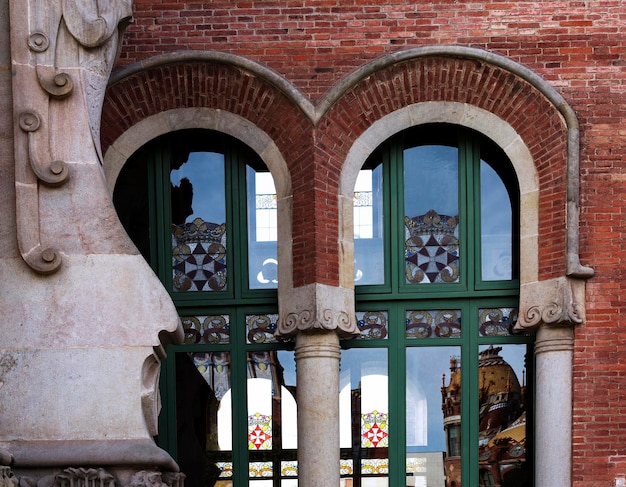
[320,55,569,282]
[102,47,591,290]
[101,57,313,175]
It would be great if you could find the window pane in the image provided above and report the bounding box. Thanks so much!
[354,165,384,285]
[171,151,227,292]
[404,146,460,285]
[406,346,459,487]
[478,345,530,486]
[340,348,389,485]
[175,351,232,486]
[248,166,278,289]
[481,161,513,281]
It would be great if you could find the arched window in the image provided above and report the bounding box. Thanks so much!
[114,129,296,487]
[341,124,533,487]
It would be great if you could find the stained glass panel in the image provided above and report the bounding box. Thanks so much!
[405,309,462,339]
[171,150,227,292]
[181,314,230,344]
[356,311,388,340]
[404,145,459,285]
[478,307,519,337]
[246,313,280,344]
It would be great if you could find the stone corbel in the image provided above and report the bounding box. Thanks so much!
[516,276,586,329]
[277,283,359,337]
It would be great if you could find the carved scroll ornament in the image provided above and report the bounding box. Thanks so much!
[11,0,132,274]
[515,276,585,329]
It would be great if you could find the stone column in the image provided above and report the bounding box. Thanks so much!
[278,283,358,487]
[517,276,587,487]
[295,332,342,487]
[534,325,574,487]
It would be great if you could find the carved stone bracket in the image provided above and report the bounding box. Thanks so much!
[277,283,358,337]
[516,276,586,329]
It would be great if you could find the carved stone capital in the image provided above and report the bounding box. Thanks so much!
[516,276,586,329]
[277,283,358,337]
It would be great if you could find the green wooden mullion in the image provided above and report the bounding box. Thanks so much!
[224,146,240,301]
[460,130,476,294]
[388,137,403,295]
[462,298,480,487]
[388,302,405,487]
[230,307,249,487]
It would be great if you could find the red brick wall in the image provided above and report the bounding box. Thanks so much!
[105,2,626,485]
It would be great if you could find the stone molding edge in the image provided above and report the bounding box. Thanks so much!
[4,439,177,471]
[277,283,358,337]
[516,276,586,330]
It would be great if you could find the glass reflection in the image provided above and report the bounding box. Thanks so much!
[480,161,513,281]
[406,346,459,487]
[247,166,278,289]
[340,348,389,486]
[404,146,460,285]
[477,345,530,487]
[354,165,384,285]
[175,350,297,486]
[171,151,227,292]
[175,351,231,487]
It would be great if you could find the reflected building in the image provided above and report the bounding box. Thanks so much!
[442,346,529,487]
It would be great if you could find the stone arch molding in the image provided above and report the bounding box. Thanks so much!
[104,45,593,331]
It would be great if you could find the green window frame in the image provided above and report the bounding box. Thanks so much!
[343,124,533,487]
[114,129,295,487]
